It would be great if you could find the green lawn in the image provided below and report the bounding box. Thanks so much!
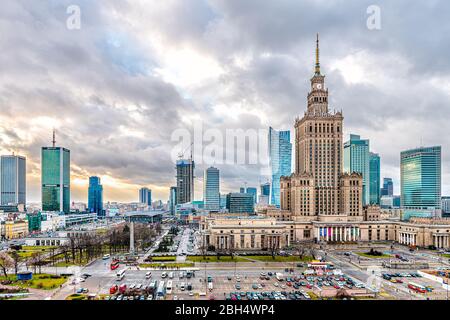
[245,255,312,262]
[0,273,68,290]
[441,254,450,259]
[356,252,391,259]
[187,256,248,263]
[147,256,177,262]
[15,246,57,259]
[139,262,194,268]
[187,255,312,263]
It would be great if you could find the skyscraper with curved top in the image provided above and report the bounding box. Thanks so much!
[401,146,441,219]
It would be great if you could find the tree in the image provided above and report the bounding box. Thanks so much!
[336,288,351,300]
[0,251,14,277]
[29,251,44,274]
[10,250,20,275]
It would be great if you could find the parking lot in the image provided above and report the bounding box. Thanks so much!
[75,263,375,301]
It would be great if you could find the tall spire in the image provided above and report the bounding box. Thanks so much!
[52,128,56,147]
[315,33,321,75]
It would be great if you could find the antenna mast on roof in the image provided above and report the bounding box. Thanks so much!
[52,129,56,147]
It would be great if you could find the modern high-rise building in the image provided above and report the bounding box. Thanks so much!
[401,146,441,219]
[344,134,370,205]
[42,133,70,213]
[268,127,292,207]
[442,197,450,217]
[239,187,245,193]
[0,155,26,206]
[381,178,394,196]
[139,187,152,206]
[88,176,103,216]
[203,167,220,212]
[169,186,177,215]
[258,182,270,205]
[220,194,227,209]
[226,193,255,214]
[176,159,195,204]
[246,187,257,204]
[260,182,270,197]
[369,152,380,205]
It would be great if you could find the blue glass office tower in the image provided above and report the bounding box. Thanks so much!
[88,176,103,216]
[381,178,394,196]
[246,187,257,204]
[169,186,177,215]
[369,152,380,205]
[344,134,370,205]
[139,187,152,206]
[0,155,26,206]
[260,183,270,197]
[401,146,441,220]
[42,146,70,213]
[268,127,292,207]
[204,167,220,212]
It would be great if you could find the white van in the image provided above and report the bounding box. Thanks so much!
[169,272,174,279]
[275,273,285,281]
[180,282,186,291]
[208,282,214,291]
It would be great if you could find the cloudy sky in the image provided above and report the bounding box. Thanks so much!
[0,0,449,203]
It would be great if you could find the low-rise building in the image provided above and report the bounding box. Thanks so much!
[5,219,29,239]
[200,215,289,251]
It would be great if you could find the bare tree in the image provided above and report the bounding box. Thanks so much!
[29,252,44,274]
[10,250,20,275]
[0,251,14,278]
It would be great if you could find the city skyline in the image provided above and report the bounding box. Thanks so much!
[0,1,449,203]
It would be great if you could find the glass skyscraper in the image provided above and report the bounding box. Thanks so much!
[381,178,394,196]
[203,167,220,212]
[0,155,26,206]
[169,186,177,215]
[88,176,103,216]
[369,152,380,205]
[226,193,255,214]
[401,146,441,219]
[139,187,152,205]
[42,147,70,213]
[260,182,270,197]
[268,127,292,207]
[246,187,257,204]
[344,134,370,205]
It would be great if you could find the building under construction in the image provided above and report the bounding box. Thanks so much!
[176,159,195,205]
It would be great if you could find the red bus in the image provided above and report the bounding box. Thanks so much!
[110,285,118,294]
[408,282,426,293]
[110,259,119,270]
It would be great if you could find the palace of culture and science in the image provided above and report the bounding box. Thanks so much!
[200,35,450,251]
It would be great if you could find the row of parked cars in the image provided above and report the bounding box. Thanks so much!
[226,290,311,301]
[382,272,422,280]
[105,294,153,301]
